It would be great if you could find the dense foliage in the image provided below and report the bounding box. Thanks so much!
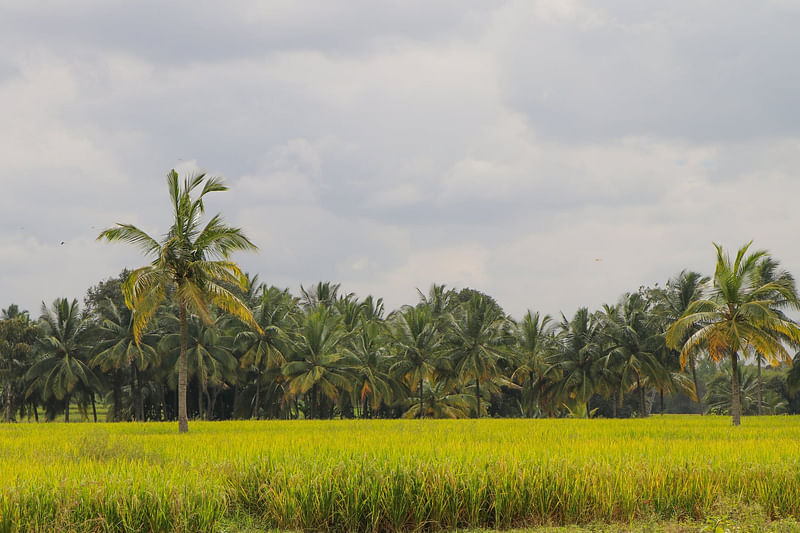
[2,267,800,424]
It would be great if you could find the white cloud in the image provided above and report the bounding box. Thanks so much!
[2,1,800,321]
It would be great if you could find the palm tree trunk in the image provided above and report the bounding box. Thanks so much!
[112,370,122,422]
[418,376,424,419]
[528,370,536,418]
[32,402,39,423]
[637,373,647,417]
[660,389,664,415]
[757,356,763,416]
[159,386,167,421]
[252,377,261,420]
[611,391,617,418]
[312,386,318,420]
[690,358,703,415]
[178,303,189,433]
[731,351,742,426]
[208,388,217,420]
[133,364,144,422]
[91,392,97,422]
[475,379,481,419]
[198,378,204,420]
[64,394,70,423]
[5,383,12,422]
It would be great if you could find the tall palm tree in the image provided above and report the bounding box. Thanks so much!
[511,311,555,417]
[282,308,356,419]
[388,305,443,419]
[666,242,800,425]
[553,308,604,416]
[346,319,399,418]
[98,169,258,433]
[651,270,709,413]
[26,299,102,422]
[91,299,159,421]
[750,257,798,415]
[445,294,512,418]
[600,293,667,417]
[234,286,295,419]
[0,311,38,422]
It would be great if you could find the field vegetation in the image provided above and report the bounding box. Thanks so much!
[2,417,800,532]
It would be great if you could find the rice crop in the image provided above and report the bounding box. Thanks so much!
[1,416,799,532]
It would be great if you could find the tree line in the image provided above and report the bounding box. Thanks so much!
[2,171,799,429]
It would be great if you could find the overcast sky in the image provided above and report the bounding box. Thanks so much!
[2,1,800,319]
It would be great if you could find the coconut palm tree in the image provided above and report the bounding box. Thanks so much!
[553,308,604,417]
[91,299,159,421]
[749,257,799,415]
[445,293,512,418]
[0,311,38,422]
[651,271,709,413]
[388,305,444,419]
[234,286,296,419]
[98,169,258,432]
[282,308,356,419]
[511,311,555,417]
[666,242,800,425]
[346,319,399,417]
[26,299,102,422]
[600,293,668,417]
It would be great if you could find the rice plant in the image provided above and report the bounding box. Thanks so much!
[1,417,799,532]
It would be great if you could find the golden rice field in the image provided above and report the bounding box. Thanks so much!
[1,416,799,532]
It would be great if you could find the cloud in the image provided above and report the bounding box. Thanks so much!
[2,1,800,321]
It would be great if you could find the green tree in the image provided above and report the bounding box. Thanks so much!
[388,305,444,419]
[0,310,38,422]
[553,308,604,417]
[346,319,399,418]
[600,293,667,417]
[26,299,102,422]
[511,311,555,417]
[666,243,800,425]
[234,286,296,419]
[651,271,709,413]
[749,257,798,415]
[445,294,512,418]
[98,169,258,433]
[282,308,355,419]
[91,299,159,421]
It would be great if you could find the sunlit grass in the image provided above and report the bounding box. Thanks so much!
[1,416,799,532]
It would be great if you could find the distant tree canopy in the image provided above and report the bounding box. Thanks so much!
[3,242,799,425]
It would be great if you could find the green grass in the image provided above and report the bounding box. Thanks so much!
[1,416,800,532]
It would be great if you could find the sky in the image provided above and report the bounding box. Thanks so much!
[2,0,800,319]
